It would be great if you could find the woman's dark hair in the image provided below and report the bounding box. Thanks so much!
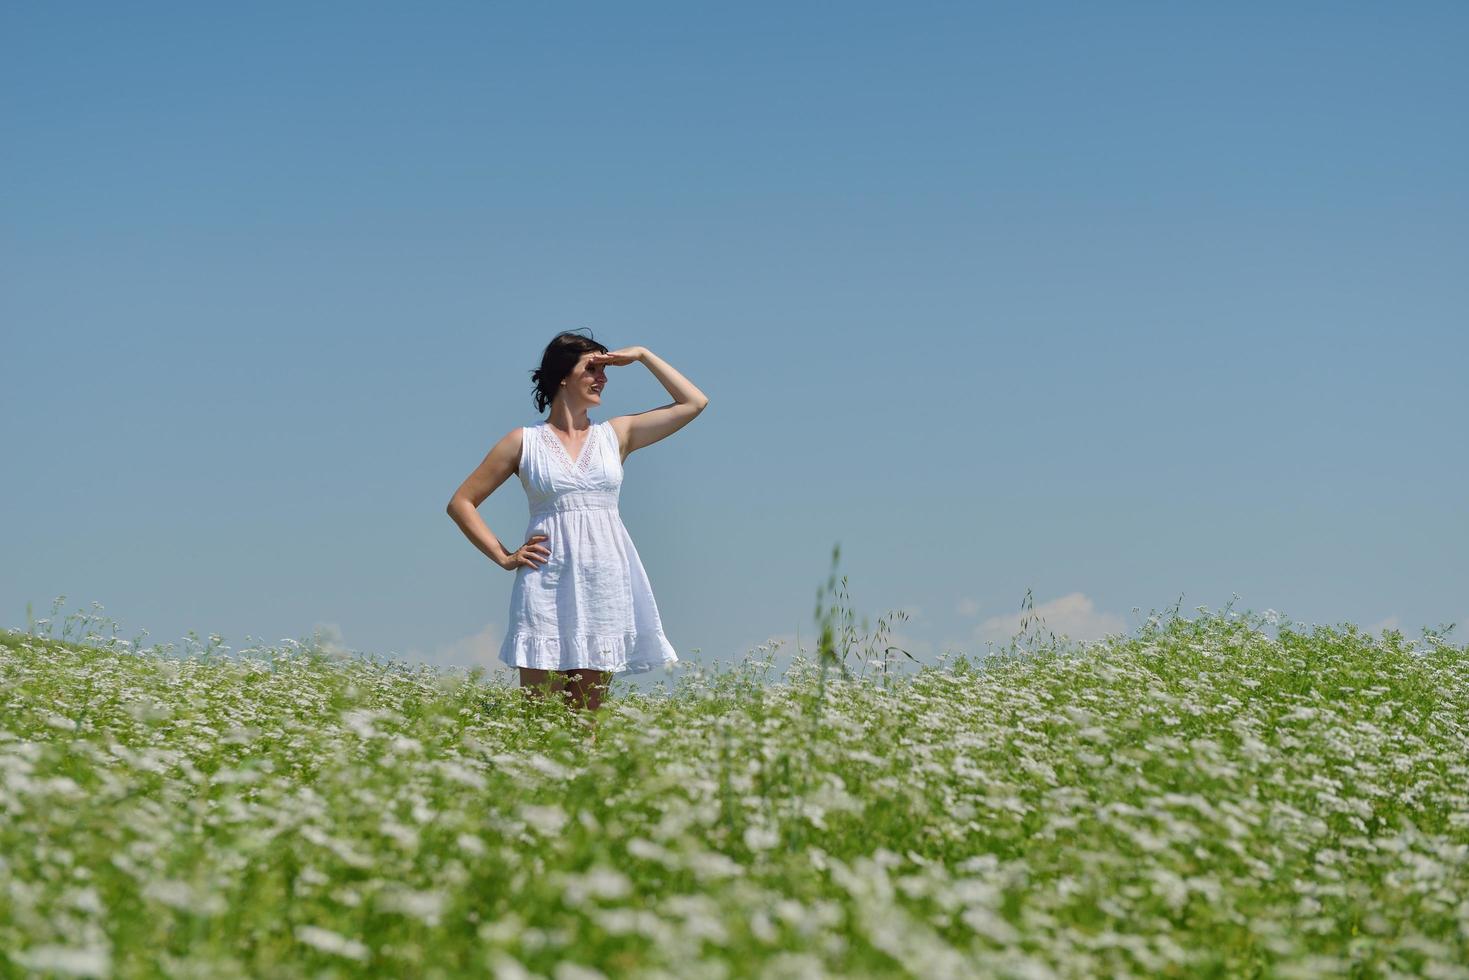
[531,329,609,413]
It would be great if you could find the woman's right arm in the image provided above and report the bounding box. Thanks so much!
[445,427,526,570]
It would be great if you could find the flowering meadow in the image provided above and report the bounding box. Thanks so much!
[2,601,1468,979]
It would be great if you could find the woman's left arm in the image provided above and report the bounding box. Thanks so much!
[598,346,710,458]
[637,347,710,409]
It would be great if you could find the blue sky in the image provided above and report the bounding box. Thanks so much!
[4,2,1466,688]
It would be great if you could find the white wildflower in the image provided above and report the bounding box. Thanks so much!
[295,925,369,962]
[341,709,382,739]
[438,759,486,789]
[562,866,632,907]
[143,879,225,916]
[523,752,572,780]
[377,886,447,926]
[457,833,487,857]
[626,837,679,868]
[67,887,106,916]
[389,735,422,755]
[743,825,780,851]
[519,803,569,835]
[684,848,743,881]
[41,712,78,732]
[10,944,111,977]
[486,952,534,980]
[959,904,1020,944]
[554,962,609,980]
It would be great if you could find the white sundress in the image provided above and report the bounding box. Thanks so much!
[498,419,679,675]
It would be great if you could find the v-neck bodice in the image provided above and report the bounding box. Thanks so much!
[517,419,623,515]
[543,422,598,475]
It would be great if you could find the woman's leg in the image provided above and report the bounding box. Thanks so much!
[562,668,612,712]
[562,669,612,742]
[518,667,567,701]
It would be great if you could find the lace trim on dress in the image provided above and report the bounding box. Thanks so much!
[500,625,678,675]
[541,422,599,475]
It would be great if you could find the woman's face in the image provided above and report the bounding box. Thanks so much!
[563,351,607,406]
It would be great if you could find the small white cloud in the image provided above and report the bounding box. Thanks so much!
[955,597,980,617]
[975,593,1126,644]
[1365,616,1401,634]
[310,621,353,659]
[408,622,506,670]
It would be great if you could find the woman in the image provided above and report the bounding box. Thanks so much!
[445,331,708,729]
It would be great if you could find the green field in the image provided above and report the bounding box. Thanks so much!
[2,596,1466,979]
